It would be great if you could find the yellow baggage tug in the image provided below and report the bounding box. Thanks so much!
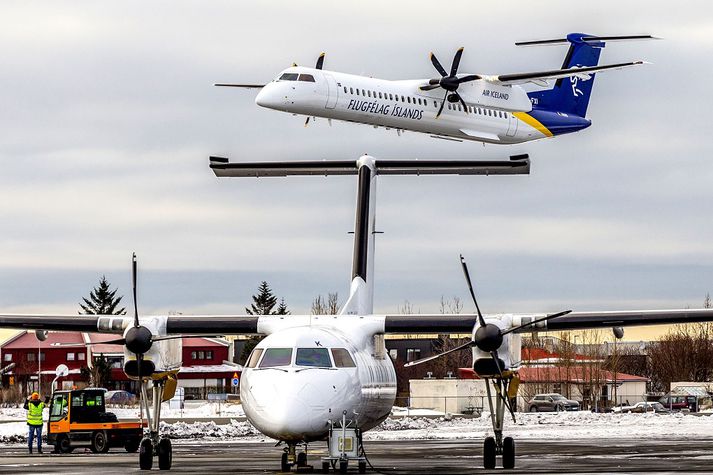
[47,388,143,453]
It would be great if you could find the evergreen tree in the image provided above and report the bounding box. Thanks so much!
[79,276,126,315]
[240,281,289,363]
[245,281,287,315]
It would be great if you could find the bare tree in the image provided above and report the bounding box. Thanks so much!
[648,323,713,392]
[311,292,340,315]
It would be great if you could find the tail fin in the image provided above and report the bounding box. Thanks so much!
[527,33,604,117]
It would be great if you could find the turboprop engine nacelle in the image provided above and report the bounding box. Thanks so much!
[122,315,182,380]
[471,314,522,376]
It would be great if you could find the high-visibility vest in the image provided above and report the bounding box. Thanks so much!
[26,401,44,426]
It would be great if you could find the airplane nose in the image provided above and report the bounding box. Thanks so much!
[255,84,280,109]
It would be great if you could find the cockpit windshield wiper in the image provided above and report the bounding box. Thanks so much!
[295,367,337,372]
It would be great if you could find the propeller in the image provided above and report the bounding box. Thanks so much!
[304,53,326,127]
[405,255,571,369]
[420,48,481,118]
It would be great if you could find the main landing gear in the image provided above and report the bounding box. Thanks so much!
[138,378,173,470]
[482,375,518,469]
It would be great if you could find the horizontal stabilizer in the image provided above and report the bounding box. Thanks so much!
[210,155,530,177]
[490,61,646,86]
[516,34,658,47]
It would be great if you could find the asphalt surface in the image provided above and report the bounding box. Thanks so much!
[1,438,712,474]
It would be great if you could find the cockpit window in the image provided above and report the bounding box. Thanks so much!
[331,348,356,368]
[298,74,315,82]
[259,348,293,367]
[279,73,299,81]
[295,348,332,367]
[246,348,263,368]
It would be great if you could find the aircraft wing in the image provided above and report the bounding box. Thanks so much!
[487,61,646,86]
[0,314,261,335]
[383,308,713,334]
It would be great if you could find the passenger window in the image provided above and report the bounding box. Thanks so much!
[389,93,393,100]
[344,87,347,93]
[298,74,315,82]
[362,89,365,96]
[350,87,353,94]
[259,348,293,367]
[356,89,360,95]
[296,348,332,367]
[331,348,356,368]
[434,101,438,108]
[378,92,383,99]
[401,95,405,102]
[246,348,263,368]
[279,73,299,81]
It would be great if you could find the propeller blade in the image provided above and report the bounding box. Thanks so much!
[419,83,441,91]
[450,47,464,77]
[50,339,126,347]
[456,92,469,113]
[501,310,572,336]
[456,74,481,83]
[132,253,139,328]
[460,255,487,328]
[304,117,310,127]
[315,52,325,70]
[430,52,448,77]
[152,334,225,342]
[404,340,475,367]
[435,91,448,119]
[490,350,505,378]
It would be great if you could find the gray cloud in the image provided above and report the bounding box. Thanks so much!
[0,1,712,317]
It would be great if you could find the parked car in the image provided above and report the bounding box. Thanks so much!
[658,395,698,412]
[527,393,580,412]
[625,402,669,413]
[104,390,137,405]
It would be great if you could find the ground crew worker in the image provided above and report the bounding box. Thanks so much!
[24,392,49,454]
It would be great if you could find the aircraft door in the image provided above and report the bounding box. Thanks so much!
[506,113,518,137]
[324,73,338,109]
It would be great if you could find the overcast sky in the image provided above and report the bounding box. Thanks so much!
[1,1,712,333]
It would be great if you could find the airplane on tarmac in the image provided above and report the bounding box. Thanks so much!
[216,33,655,145]
[1,154,713,472]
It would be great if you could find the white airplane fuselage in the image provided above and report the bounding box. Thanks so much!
[240,316,396,442]
[254,67,579,144]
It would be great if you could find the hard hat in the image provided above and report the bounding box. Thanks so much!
[31,392,39,400]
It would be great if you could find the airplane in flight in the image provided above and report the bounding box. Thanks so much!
[2,154,712,472]
[216,33,655,145]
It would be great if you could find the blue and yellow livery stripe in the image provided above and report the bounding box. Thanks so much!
[513,112,554,137]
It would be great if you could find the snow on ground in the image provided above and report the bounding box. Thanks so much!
[2,404,713,444]
[367,411,713,441]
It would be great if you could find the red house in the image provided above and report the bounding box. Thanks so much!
[1,331,241,399]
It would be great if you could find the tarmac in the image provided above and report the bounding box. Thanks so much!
[1,438,712,474]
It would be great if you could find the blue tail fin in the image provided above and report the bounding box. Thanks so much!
[528,33,603,118]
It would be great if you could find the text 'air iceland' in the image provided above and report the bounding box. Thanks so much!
[346,100,424,120]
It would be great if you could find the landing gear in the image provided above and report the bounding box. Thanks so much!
[280,443,312,472]
[482,376,518,469]
[137,378,174,470]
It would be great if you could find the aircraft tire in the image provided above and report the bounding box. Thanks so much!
[358,460,367,473]
[503,437,515,469]
[90,430,109,453]
[158,438,172,470]
[297,451,307,467]
[281,452,290,472]
[483,437,496,469]
[139,438,153,470]
[339,460,348,474]
[322,460,330,473]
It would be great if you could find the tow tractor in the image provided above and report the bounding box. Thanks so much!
[47,388,143,454]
